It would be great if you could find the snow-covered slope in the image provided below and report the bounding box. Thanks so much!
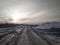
[33,22,60,29]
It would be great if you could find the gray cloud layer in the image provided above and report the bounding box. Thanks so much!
[0,0,60,24]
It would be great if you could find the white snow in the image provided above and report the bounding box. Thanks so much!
[32,22,60,29]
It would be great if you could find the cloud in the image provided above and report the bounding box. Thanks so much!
[0,0,60,24]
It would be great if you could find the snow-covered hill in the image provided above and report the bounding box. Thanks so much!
[33,22,60,29]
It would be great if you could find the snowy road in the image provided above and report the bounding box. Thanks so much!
[0,26,59,45]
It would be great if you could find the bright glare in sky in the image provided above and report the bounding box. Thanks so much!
[10,9,28,22]
[11,11,21,21]
[12,14,20,21]
[11,13,25,23]
[0,0,60,24]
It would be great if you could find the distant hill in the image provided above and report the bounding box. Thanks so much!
[41,22,60,28]
[0,23,18,28]
[33,22,60,29]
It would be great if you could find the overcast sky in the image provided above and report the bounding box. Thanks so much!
[0,0,60,24]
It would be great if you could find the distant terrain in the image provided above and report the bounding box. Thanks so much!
[0,22,60,45]
[33,22,60,36]
[0,23,19,28]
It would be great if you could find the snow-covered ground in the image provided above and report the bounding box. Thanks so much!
[32,22,60,29]
[32,22,60,45]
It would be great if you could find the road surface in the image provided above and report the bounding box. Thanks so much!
[0,26,59,45]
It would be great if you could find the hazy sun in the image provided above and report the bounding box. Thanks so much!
[12,15,20,21]
[10,14,21,23]
[10,9,28,23]
[11,11,24,21]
